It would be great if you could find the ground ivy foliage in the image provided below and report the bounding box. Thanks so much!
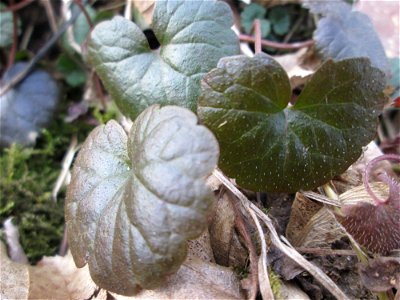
[65,105,219,295]
[88,0,239,120]
[198,53,385,192]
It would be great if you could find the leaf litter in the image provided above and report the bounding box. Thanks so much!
[1,0,399,299]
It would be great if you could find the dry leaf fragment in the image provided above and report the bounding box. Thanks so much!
[111,257,244,300]
[132,0,155,26]
[358,257,400,292]
[286,193,323,246]
[209,191,236,266]
[0,242,29,300]
[28,252,97,299]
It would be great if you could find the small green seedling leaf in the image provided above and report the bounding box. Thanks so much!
[88,0,239,120]
[0,63,59,148]
[198,53,385,192]
[56,54,86,87]
[62,4,96,54]
[65,105,219,295]
[0,3,16,48]
[269,7,290,35]
[304,0,388,73]
[241,3,270,37]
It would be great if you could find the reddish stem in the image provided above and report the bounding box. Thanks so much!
[73,0,93,28]
[0,0,34,12]
[363,154,400,205]
[94,73,107,110]
[6,0,18,72]
[239,34,314,50]
[253,19,262,54]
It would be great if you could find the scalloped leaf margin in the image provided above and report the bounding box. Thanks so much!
[65,105,219,295]
[88,0,239,119]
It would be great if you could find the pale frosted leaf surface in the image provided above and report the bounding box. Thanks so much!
[65,105,219,295]
[305,0,388,73]
[0,63,59,147]
[88,0,239,119]
[198,54,385,192]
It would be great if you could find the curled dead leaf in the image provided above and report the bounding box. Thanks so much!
[110,257,244,300]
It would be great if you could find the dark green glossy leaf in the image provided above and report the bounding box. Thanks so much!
[65,105,219,295]
[56,54,86,87]
[304,0,388,73]
[198,53,385,192]
[88,0,239,120]
[269,7,290,35]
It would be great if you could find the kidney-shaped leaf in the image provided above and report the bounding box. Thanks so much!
[0,63,59,148]
[88,0,239,120]
[198,54,385,192]
[304,1,388,74]
[65,105,219,295]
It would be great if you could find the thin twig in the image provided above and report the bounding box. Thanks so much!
[93,72,107,110]
[124,0,133,20]
[0,1,87,96]
[0,0,34,12]
[296,247,357,256]
[247,208,274,299]
[74,0,93,27]
[301,190,341,207]
[41,0,58,34]
[52,134,80,202]
[239,34,314,50]
[59,226,69,256]
[213,169,350,300]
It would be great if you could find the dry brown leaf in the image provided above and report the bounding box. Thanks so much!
[209,191,236,266]
[111,257,244,300]
[208,190,248,268]
[187,229,215,263]
[132,0,155,26]
[0,242,29,300]
[298,207,345,248]
[286,193,323,246]
[28,251,97,299]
